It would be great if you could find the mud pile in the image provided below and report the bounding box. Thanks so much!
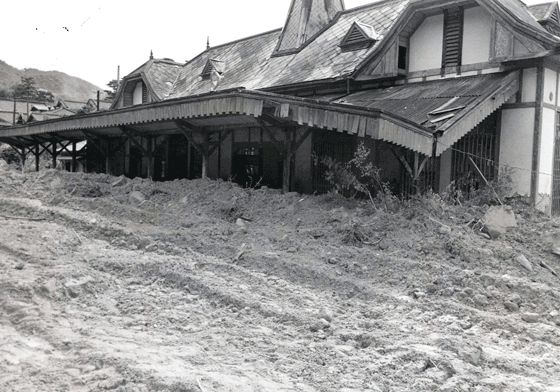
[1,165,559,391]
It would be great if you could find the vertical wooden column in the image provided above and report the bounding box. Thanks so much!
[187,142,192,179]
[71,142,77,172]
[105,140,110,174]
[413,152,420,194]
[35,144,40,171]
[20,147,26,173]
[147,136,153,179]
[51,141,58,169]
[283,128,293,193]
[202,133,210,179]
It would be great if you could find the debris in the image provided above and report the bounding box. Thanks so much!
[521,313,540,323]
[236,218,246,227]
[129,191,147,205]
[197,378,208,392]
[504,301,519,312]
[319,308,334,323]
[539,260,558,277]
[0,214,45,221]
[233,243,246,262]
[515,254,533,271]
[111,176,128,187]
[473,294,489,306]
[71,228,82,244]
[483,206,517,239]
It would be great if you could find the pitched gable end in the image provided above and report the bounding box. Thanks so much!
[340,22,379,51]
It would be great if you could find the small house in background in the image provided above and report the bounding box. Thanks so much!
[4,0,560,215]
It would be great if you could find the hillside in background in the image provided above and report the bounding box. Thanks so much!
[0,59,103,102]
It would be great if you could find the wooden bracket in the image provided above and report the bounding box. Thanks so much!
[119,126,148,157]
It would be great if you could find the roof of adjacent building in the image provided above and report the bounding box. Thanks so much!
[528,1,557,21]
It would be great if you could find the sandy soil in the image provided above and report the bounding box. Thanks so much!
[1,162,559,392]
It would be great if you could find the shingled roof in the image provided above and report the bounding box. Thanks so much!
[167,0,408,99]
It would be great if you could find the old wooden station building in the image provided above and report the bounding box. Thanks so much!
[3,0,560,214]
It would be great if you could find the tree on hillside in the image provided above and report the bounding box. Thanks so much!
[104,79,119,102]
[11,77,55,103]
[12,77,38,100]
[37,89,55,103]
[0,89,12,98]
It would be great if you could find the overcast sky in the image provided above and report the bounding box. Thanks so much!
[0,0,550,91]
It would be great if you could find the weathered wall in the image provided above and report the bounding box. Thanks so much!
[409,14,443,72]
[522,68,537,103]
[499,108,535,196]
[538,108,555,212]
[462,6,493,65]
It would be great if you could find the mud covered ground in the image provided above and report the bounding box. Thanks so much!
[1,161,559,392]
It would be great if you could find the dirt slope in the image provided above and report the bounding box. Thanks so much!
[0,162,559,392]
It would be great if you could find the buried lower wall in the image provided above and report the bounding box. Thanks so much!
[499,108,535,198]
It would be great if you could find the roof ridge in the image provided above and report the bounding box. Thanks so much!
[340,0,407,15]
[197,28,283,56]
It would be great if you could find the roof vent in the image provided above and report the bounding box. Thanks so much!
[201,59,226,78]
[340,22,379,51]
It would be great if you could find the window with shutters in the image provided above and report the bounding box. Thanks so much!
[123,80,148,107]
[442,8,464,68]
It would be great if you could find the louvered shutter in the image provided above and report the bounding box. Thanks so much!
[442,8,463,68]
[123,84,133,107]
[142,82,148,103]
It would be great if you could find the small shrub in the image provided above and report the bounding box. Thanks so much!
[315,141,399,211]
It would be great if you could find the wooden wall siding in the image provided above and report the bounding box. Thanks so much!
[0,97,265,138]
[288,104,433,155]
[357,40,398,79]
[436,73,519,156]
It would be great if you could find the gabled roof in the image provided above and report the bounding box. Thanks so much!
[480,0,560,44]
[528,2,557,21]
[167,0,407,99]
[275,0,345,54]
[0,98,49,113]
[113,57,183,108]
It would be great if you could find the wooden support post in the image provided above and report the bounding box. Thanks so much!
[147,136,153,179]
[283,128,292,193]
[35,144,40,171]
[20,147,26,173]
[202,133,210,179]
[72,142,77,172]
[52,141,57,169]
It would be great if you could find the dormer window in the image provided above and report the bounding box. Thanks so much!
[201,59,226,79]
[340,22,379,51]
[123,80,148,107]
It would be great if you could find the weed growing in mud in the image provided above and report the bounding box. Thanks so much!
[314,141,399,211]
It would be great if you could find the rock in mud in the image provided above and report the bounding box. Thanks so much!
[129,191,147,205]
[474,294,489,306]
[521,313,540,323]
[483,206,517,239]
[516,254,533,271]
[319,308,334,322]
[310,319,330,332]
[460,347,482,366]
[504,301,519,312]
[111,176,128,187]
